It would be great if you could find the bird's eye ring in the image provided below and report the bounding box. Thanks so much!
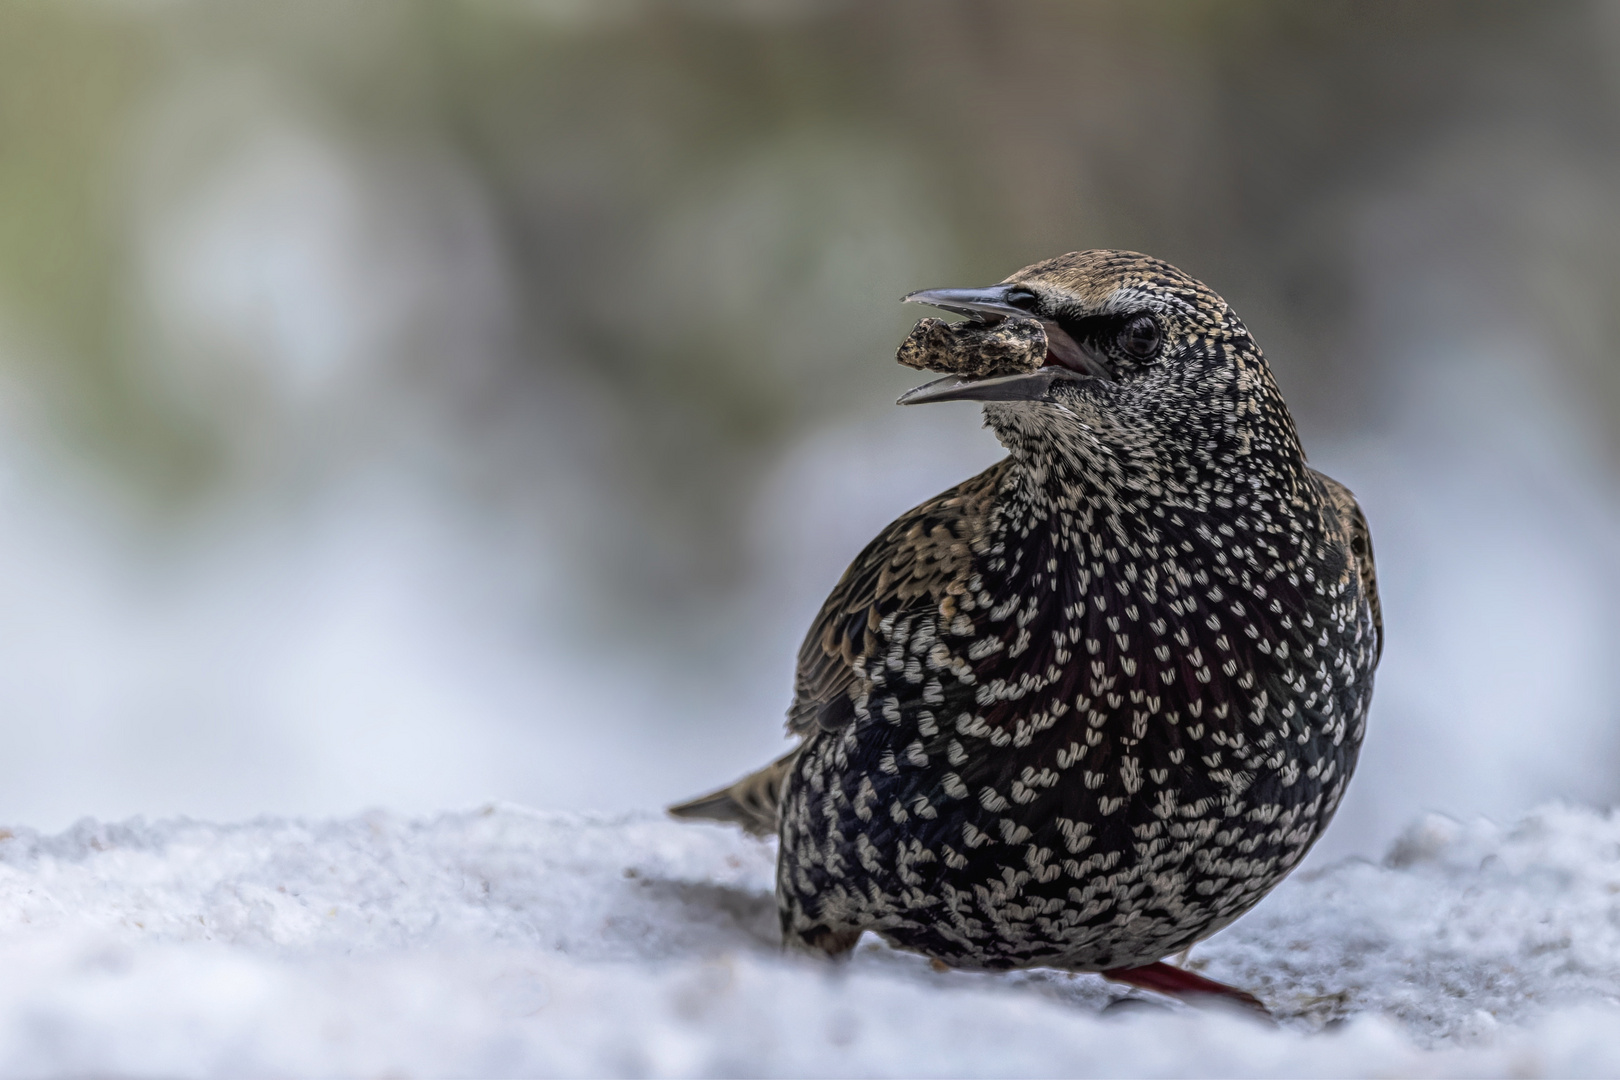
[1119,314,1163,360]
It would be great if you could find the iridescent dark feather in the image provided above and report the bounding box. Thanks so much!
[673,250,1380,998]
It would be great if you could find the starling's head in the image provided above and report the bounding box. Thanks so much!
[897,250,1254,407]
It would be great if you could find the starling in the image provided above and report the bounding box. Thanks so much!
[671,250,1381,1011]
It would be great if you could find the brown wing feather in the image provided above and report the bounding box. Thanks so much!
[668,460,1009,833]
[667,461,1008,834]
[667,752,795,836]
[788,459,1009,736]
[1311,469,1382,665]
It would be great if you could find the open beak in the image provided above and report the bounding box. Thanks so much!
[901,286,1035,321]
[897,283,1110,406]
[896,367,1087,406]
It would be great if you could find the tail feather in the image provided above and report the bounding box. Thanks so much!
[667,752,794,837]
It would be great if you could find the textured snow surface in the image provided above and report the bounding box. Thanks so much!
[0,805,1617,1076]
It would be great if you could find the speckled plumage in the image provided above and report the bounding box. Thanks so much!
[673,250,1380,996]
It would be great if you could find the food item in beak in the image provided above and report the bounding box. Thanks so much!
[895,317,1046,379]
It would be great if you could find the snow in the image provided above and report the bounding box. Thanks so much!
[0,804,1616,1076]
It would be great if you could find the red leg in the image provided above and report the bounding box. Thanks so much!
[1102,962,1269,1015]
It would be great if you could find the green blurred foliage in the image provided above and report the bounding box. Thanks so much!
[0,0,1615,616]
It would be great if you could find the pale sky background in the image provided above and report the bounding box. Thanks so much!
[0,3,1616,866]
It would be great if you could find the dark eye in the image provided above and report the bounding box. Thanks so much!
[1118,314,1162,360]
[1003,287,1038,312]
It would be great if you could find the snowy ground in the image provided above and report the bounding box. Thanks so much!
[0,804,1617,1076]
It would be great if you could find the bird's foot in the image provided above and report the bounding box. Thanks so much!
[1101,961,1270,1016]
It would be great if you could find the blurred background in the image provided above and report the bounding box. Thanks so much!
[0,0,1617,862]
